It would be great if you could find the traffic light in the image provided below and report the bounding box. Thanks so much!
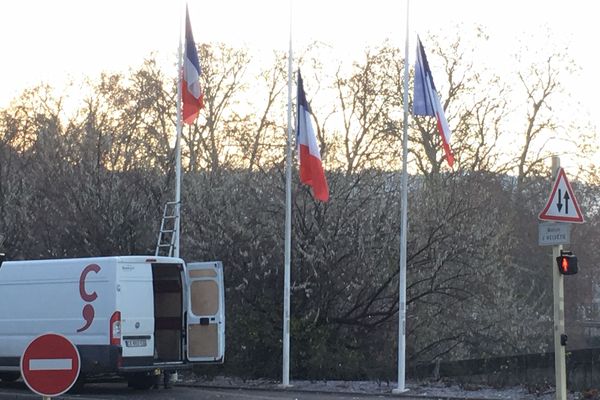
[556,251,578,275]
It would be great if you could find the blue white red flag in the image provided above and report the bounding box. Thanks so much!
[182,6,204,124]
[413,36,454,167]
[297,70,329,202]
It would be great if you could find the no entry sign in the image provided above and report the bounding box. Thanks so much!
[21,333,80,397]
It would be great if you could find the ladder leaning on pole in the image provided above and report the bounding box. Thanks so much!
[155,201,179,257]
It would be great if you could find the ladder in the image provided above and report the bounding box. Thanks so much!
[155,201,179,257]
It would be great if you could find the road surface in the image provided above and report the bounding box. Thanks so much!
[0,380,474,400]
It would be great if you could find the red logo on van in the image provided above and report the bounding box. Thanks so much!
[77,264,100,332]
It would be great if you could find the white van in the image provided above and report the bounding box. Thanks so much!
[0,255,224,389]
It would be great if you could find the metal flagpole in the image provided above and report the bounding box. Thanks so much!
[174,2,184,259]
[282,0,293,387]
[393,0,410,394]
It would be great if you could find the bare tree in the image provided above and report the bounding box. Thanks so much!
[183,43,251,173]
[514,49,576,191]
[332,45,402,175]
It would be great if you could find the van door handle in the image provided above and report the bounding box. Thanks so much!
[199,317,210,325]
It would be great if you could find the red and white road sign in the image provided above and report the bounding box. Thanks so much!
[21,333,81,397]
[539,167,584,223]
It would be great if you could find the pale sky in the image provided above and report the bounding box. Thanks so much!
[0,0,598,169]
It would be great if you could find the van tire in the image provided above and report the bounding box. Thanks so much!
[0,372,20,382]
[127,373,155,390]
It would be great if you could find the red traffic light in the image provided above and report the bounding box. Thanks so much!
[556,252,578,275]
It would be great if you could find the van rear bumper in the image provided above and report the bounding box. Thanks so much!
[79,345,163,372]
[119,359,187,372]
[119,356,154,370]
[78,346,187,374]
[78,344,122,374]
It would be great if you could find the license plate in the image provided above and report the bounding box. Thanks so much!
[125,339,147,347]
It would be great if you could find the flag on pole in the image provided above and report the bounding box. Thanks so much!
[182,6,204,124]
[296,70,329,202]
[413,36,454,167]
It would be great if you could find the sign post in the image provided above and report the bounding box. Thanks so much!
[538,156,584,400]
[551,237,567,400]
[21,333,80,399]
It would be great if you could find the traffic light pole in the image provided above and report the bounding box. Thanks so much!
[551,156,567,400]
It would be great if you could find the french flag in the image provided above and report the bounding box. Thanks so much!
[182,6,204,125]
[297,70,329,202]
[413,36,454,167]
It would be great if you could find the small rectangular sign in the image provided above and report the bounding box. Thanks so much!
[538,222,571,246]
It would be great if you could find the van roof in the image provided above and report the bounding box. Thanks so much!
[2,255,184,266]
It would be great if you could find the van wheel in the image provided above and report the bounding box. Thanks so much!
[127,373,156,390]
[0,372,20,382]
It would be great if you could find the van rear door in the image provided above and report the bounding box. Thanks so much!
[185,261,224,363]
[117,261,154,358]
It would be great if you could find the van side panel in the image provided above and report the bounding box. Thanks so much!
[0,256,198,376]
[0,258,117,371]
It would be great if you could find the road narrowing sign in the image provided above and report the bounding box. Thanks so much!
[21,333,81,397]
[538,168,584,223]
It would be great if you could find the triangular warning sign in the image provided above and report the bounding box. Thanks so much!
[538,168,584,223]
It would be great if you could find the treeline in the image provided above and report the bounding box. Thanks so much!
[1,30,599,380]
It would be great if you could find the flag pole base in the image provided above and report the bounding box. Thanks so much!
[392,387,409,395]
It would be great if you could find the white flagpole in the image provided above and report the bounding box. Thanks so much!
[282,0,293,388]
[393,0,410,394]
[174,3,184,259]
